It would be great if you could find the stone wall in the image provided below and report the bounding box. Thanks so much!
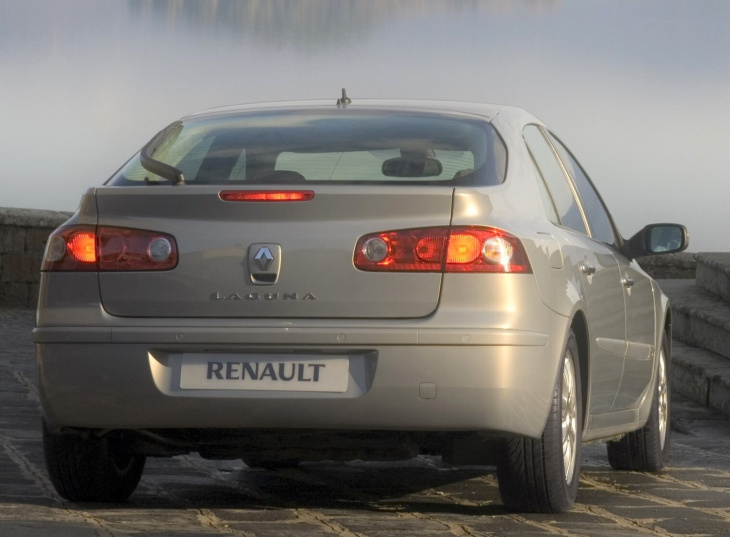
[0,208,72,308]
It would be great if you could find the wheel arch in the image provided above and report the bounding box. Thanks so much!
[663,304,672,361]
[570,310,590,435]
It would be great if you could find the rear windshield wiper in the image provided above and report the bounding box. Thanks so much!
[139,121,186,185]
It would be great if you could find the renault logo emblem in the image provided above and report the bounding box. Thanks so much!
[254,247,275,271]
[248,244,282,285]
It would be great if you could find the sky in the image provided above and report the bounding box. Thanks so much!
[1,0,728,251]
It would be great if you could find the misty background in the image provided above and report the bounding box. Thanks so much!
[1,0,728,251]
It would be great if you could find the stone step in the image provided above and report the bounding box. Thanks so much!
[695,252,730,303]
[659,279,730,362]
[636,251,696,280]
[672,340,730,418]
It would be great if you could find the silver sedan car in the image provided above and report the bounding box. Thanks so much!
[35,96,688,513]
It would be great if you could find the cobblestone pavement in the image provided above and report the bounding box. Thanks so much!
[2,308,730,536]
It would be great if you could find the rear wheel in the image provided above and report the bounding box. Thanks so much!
[607,332,671,471]
[496,330,582,513]
[43,420,145,502]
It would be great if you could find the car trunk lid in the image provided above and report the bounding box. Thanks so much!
[95,186,453,318]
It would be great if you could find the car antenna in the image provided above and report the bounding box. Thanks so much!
[337,88,352,108]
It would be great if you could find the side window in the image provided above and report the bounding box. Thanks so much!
[535,166,560,224]
[523,125,587,235]
[548,133,617,248]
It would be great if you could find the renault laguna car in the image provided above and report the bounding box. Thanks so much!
[35,95,688,512]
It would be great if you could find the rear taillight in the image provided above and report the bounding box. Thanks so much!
[354,226,532,273]
[42,226,178,272]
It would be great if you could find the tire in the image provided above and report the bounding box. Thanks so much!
[43,420,145,502]
[607,332,671,472]
[496,329,582,513]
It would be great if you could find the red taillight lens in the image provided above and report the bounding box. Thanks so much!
[416,236,447,263]
[354,226,532,273]
[42,226,178,272]
[355,228,448,272]
[97,228,177,271]
[67,232,97,263]
[219,190,314,202]
[43,226,98,272]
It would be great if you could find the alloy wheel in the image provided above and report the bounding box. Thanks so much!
[561,350,578,484]
[657,348,669,450]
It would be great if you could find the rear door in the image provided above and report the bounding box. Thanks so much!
[546,130,645,415]
[524,125,626,416]
[96,185,454,318]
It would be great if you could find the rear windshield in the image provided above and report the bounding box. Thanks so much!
[107,109,507,186]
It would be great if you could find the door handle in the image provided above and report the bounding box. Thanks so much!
[580,263,596,275]
[622,276,635,288]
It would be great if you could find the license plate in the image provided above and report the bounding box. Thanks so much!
[179,354,349,392]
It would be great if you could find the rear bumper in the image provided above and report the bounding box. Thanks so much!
[35,322,566,439]
[35,269,570,439]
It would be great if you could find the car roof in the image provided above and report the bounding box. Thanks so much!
[183,99,522,123]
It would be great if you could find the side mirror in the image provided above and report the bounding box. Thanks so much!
[624,223,689,259]
[382,156,443,178]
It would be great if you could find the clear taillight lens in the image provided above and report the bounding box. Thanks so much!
[42,226,178,272]
[354,226,531,273]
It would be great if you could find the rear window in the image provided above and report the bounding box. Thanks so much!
[107,110,507,186]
